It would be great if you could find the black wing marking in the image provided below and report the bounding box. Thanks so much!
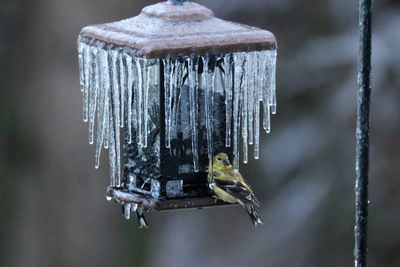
[214,178,260,207]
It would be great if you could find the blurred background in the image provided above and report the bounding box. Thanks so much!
[1,0,399,266]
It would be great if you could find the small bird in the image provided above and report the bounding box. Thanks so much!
[208,152,263,226]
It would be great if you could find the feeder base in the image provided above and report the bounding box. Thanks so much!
[107,187,234,211]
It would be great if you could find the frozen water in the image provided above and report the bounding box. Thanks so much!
[204,55,215,162]
[224,54,233,148]
[124,204,131,220]
[163,57,172,148]
[88,46,98,145]
[82,44,90,123]
[135,58,143,146]
[187,57,199,172]
[78,39,277,186]
[242,52,249,164]
[126,55,133,143]
[118,53,125,128]
[233,52,245,169]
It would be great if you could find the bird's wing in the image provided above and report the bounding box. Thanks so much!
[212,170,260,207]
[225,168,261,206]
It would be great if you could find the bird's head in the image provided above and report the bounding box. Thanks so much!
[212,152,231,169]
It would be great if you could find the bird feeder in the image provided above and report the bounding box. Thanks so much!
[77,0,277,219]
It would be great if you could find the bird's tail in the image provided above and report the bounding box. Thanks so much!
[136,206,149,229]
[245,203,263,226]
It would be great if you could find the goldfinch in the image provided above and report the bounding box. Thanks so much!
[208,152,263,226]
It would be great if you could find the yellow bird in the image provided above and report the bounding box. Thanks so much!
[208,152,263,226]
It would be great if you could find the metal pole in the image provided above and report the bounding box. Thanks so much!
[354,0,372,266]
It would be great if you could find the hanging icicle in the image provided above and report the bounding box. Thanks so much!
[78,36,277,186]
[163,57,172,149]
[188,56,200,172]
[224,54,233,148]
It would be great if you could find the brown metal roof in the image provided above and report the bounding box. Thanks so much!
[79,1,276,58]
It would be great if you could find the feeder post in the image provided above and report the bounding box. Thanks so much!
[354,0,372,266]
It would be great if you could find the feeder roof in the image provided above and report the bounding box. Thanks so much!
[79,1,277,58]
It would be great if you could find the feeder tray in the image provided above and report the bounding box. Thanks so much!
[77,1,277,214]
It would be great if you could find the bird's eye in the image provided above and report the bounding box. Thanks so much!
[217,157,222,161]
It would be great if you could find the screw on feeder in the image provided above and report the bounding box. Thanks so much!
[77,1,277,227]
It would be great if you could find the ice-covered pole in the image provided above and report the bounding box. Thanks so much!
[354,0,372,266]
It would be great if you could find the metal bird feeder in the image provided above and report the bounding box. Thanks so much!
[77,0,277,221]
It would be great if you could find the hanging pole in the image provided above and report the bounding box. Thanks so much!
[354,0,372,266]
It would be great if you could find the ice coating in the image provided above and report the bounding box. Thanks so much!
[78,39,277,185]
[233,52,245,170]
[224,54,233,148]
[163,58,172,148]
[187,57,200,172]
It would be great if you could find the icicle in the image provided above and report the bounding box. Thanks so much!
[82,44,90,122]
[204,56,215,162]
[168,59,176,148]
[233,53,245,170]
[247,52,255,146]
[172,60,182,128]
[110,50,121,186]
[256,52,263,101]
[209,60,215,161]
[242,53,248,164]
[203,56,209,155]
[170,61,177,130]
[124,204,131,220]
[103,50,111,150]
[163,57,172,148]
[143,59,150,148]
[167,60,174,146]
[261,51,271,134]
[79,44,278,183]
[119,53,126,128]
[111,50,121,137]
[115,107,121,186]
[77,41,85,92]
[113,93,121,187]
[126,55,134,143]
[188,57,199,172]
[95,48,108,168]
[224,54,232,147]
[254,51,262,159]
[108,85,116,187]
[254,73,260,160]
[270,50,277,115]
[135,58,143,146]
[88,46,99,145]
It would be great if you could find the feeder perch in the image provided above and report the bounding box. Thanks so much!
[77,1,277,217]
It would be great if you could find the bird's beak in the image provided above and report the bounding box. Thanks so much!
[223,159,230,166]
